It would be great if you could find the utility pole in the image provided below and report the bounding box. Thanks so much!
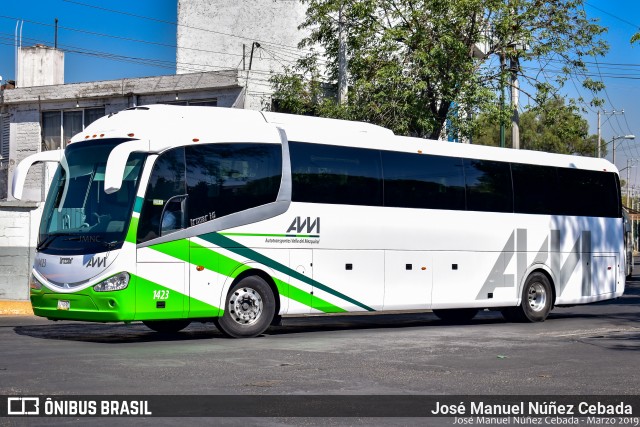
[510,56,520,149]
[627,158,635,206]
[249,41,260,71]
[597,111,601,157]
[337,2,347,104]
[499,53,506,148]
[632,189,636,252]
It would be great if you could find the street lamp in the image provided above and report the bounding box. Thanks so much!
[619,159,638,206]
[604,135,636,165]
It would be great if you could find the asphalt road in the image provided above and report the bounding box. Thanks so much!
[1,267,639,426]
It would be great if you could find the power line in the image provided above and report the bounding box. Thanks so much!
[0,14,250,60]
[584,2,640,30]
[61,0,313,54]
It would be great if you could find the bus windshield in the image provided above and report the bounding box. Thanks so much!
[38,139,145,255]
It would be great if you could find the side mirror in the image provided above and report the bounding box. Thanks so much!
[12,150,63,200]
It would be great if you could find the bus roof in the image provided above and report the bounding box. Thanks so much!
[71,105,618,175]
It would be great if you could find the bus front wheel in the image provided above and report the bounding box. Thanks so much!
[502,272,553,323]
[214,276,276,338]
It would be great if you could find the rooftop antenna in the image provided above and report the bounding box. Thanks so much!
[55,18,58,49]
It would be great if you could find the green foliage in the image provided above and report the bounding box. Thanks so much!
[270,0,608,140]
[473,96,604,156]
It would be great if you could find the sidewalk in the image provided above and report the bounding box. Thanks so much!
[0,300,33,315]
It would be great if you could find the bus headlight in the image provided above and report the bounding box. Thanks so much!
[30,274,43,290]
[93,272,130,292]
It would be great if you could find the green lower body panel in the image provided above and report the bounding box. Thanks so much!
[30,288,137,322]
[30,274,222,323]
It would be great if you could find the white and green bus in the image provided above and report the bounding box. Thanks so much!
[12,105,624,337]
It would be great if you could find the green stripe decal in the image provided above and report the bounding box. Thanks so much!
[149,240,347,313]
[200,232,375,312]
[125,216,139,244]
[274,278,346,313]
[221,232,320,238]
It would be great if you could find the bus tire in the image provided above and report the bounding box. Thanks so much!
[143,319,191,333]
[215,276,276,338]
[432,308,479,323]
[502,272,552,323]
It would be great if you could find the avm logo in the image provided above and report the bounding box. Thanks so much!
[85,257,107,268]
[286,217,320,235]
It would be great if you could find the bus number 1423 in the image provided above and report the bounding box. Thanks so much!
[153,290,170,300]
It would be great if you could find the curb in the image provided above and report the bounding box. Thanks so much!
[0,301,33,316]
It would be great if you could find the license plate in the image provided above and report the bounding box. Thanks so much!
[57,300,70,310]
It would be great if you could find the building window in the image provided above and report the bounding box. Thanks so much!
[41,107,105,150]
[162,99,218,107]
[0,112,9,167]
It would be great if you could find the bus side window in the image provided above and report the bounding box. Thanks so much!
[464,159,513,213]
[381,151,465,210]
[185,143,282,224]
[138,148,187,243]
[289,142,383,206]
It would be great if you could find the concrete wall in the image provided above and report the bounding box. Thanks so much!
[0,201,40,300]
[17,46,64,88]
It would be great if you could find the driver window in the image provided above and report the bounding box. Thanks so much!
[160,196,187,236]
[138,148,187,243]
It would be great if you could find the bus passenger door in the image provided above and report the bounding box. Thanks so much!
[134,147,189,321]
[136,242,188,320]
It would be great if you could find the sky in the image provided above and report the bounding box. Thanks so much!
[1,0,640,187]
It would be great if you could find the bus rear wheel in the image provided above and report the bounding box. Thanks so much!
[143,319,191,333]
[432,308,479,323]
[214,276,276,338]
[502,272,553,323]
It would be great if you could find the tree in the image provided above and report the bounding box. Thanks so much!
[271,0,608,140]
[473,96,603,156]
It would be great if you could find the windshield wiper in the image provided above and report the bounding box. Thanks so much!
[99,240,120,250]
[36,233,77,251]
[62,236,120,250]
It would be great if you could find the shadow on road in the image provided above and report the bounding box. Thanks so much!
[12,277,640,345]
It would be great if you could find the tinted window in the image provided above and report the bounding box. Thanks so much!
[556,168,619,217]
[185,143,282,225]
[512,163,559,215]
[137,148,187,243]
[464,159,513,213]
[290,142,383,206]
[382,151,465,210]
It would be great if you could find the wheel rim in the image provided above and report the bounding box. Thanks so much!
[229,287,263,326]
[527,282,547,312]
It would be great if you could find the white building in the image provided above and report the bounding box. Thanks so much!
[176,0,308,110]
